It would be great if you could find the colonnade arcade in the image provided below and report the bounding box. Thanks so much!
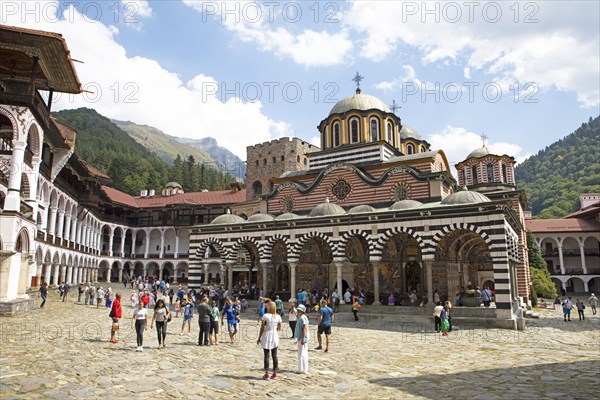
[193,224,510,308]
[97,260,189,284]
[100,226,190,259]
[35,247,99,287]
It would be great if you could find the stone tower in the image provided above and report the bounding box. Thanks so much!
[246,138,319,201]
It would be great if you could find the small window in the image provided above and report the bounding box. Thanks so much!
[333,122,340,147]
[272,156,276,164]
[297,155,300,163]
[370,118,379,141]
[263,158,267,166]
[502,164,508,183]
[281,155,285,162]
[387,122,393,143]
[472,165,478,184]
[255,160,259,167]
[303,158,307,166]
[487,164,494,182]
[420,145,425,153]
[407,144,414,155]
[350,118,360,143]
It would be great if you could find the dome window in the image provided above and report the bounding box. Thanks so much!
[420,145,425,153]
[487,164,494,182]
[472,165,478,184]
[387,122,393,144]
[333,122,340,147]
[407,143,415,155]
[370,117,379,141]
[502,164,508,183]
[349,117,360,143]
[272,156,276,164]
[322,126,328,148]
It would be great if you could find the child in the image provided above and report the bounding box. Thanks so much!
[352,299,361,321]
[174,297,181,317]
[180,298,194,335]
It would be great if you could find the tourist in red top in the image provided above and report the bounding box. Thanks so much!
[110,293,123,344]
[141,291,150,308]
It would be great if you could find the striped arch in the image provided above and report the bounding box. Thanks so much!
[0,106,18,140]
[25,122,42,156]
[430,223,492,247]
[196,239,229,260]
[373,226,425,257]
[337,229,371,259]
[292,232,335,260]
[263,234,291,259]
[231,236,263,262]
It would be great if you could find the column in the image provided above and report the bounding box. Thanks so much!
[118,267,124,282]
[63,214,72,247]
[579,244,587,274]
[131,231,137,257]
[424,259,433,305]
[144,234,150,258]
[35,262,43,287]
[159,230,165,258]
[203,264,209,285]
[491,257,514,319]
[227,261,234,294]
[52,264,60,285]
[174,233,180,258]
[66,265,72,284]
[288,261,297,303]
[3,141,26,211]
[48,207,58,241]
[558,244,565,274]
[372,261,381,305]
[70,218,78,243]
[43,263,51,285]
[159,266,164,281]
[56,210,65,243]
[108,229,114,256]
[120,234,126,257]
[59,264,67,284]
[583,280,589,292]
[262,263,268,295]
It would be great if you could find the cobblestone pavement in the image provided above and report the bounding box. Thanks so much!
[1,294,599,399]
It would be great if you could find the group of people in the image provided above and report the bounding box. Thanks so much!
[556,293,598,321]
[432,301,453,336]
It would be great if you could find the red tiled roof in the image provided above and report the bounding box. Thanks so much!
[101,186,247,209]
[526,218,600,233]
[50,117,76,148]
[562,200,600,219]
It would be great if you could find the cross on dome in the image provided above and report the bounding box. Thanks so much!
[390,100,401,114]
[480,133,488,147]
[352,71,364,93]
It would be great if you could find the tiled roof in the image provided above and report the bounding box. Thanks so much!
[562,201,600,219]
[50,117,76,148]
[101,186,247,209]
[526,218,600,233]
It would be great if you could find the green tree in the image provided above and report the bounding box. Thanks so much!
[526,231,557,300]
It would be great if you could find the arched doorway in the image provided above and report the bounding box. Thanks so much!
[434,229,492,302]
[297,237,333,295]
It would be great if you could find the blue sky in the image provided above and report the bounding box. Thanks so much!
[4,1,599,167]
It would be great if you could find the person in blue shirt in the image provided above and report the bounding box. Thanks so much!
[315,299,334,352]
[221,297,239,343]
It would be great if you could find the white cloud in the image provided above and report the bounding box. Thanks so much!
[182,0,353,67]
[344,1,600,107]
[5,2,290,160]
[427,126,526,177]
[122,0,153,18]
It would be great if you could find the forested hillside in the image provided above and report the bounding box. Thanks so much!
[53,108,239,195]
[515,116,600,218]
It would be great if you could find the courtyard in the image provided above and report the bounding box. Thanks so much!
[0,294,598,399]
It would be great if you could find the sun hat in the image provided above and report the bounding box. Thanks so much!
[297,304,306,313]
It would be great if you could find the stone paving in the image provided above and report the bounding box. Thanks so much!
[0,293,599,399]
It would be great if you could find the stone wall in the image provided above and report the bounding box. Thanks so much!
[246,137,319,202]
